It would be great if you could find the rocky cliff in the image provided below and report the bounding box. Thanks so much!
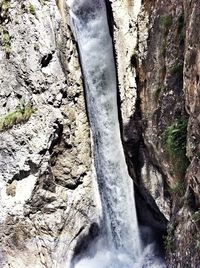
[116,0,200,267]
[0,1,97,267]
[109,0,199,266]
[0,0,199,267]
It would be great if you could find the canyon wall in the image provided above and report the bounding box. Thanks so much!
[110,0,200,267]
[0,0,199,267]
[0,0,97,267]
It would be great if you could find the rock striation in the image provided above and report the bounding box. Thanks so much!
[0,0,97,267]
[0,0,199,267]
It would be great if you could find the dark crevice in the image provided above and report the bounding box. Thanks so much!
[49,120,63,154]
[41,52,54,68]
[8,160,38,184]
[70,222,100,268]
[105,0,123,136]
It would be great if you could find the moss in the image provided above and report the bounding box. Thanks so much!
[192,209,200,223]
[0,104,35,132]
[0,0,10,11]
[162,118,189,177]
[169,63,183,75]
[163,224,175,251]
[160,14,172,36]
[0,28,11,58]
[169,180,186,196]
[154,85,167,101]
[160,40,167,56]
[29,4,36,15]
[196,239,200,250]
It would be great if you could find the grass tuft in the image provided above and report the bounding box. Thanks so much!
[160,14,172,36]
[169,63,183,75]
[192,210,200,223]
[162,118,189,177]
[163,224,175,251]
[29,4,36,15]
[0,104,35,132]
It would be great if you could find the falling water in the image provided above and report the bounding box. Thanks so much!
[67,0,166,267]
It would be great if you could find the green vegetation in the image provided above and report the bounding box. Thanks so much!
[169,63,183,75]
[192,209,200,223]
[160,40,167,56]
[29,4,36,15]
[162,118,189,177]
[163,224,175,251]
[0,0,10,11]
[2,30,11,56]
[0,27,11,58]
[160,14,173,36]
[159,14,172,58]
[169,180,186,196]
[196,238,200,249]
[0,104,35,132]
[154,85,167,101]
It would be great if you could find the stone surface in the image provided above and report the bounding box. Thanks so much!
[0,0,97,267]
[0,0,200,267]
[132,0,200,266]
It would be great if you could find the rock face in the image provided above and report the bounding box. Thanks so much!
[0,0,199,267]
[0,1,97,267]
[124,0,199,267]
[110,0,199,266]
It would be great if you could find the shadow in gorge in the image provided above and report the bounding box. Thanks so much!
[71,184,168,268]
[134,185,168,258]
[70,222,100,268]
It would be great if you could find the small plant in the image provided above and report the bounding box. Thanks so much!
[0,0,10,11]
[2,30,11,57]
[163,224,175,251]
[192,209,200,223]
[169,63,183,75]
[0,104,35,132]
[160,40,167,56]
[196,239,200,249]
[169,180,186,196]
[29,4,36,15]
[160,14,172,36]
[162,118,189,177]
[154,85,167,101]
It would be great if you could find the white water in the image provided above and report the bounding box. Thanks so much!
[67,0,166,267]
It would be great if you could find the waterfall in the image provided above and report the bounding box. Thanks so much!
[67,0,166,267]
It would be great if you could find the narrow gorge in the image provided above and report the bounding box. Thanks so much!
[0,0,199,268]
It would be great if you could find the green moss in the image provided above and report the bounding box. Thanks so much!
[29,4,36,15]
[162,118,189,177]
[169,180,186,196]
[196,239,200,250]
[154,85,167,101]
[159,15,172,57]
[163,224,175,251]
[192,209,200,223]
[0,104,35,132]
[0,29,11,58]
[169,63,183,75]
[0,0,10,11]
[160,40,167,56]
[160,14,173,36]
